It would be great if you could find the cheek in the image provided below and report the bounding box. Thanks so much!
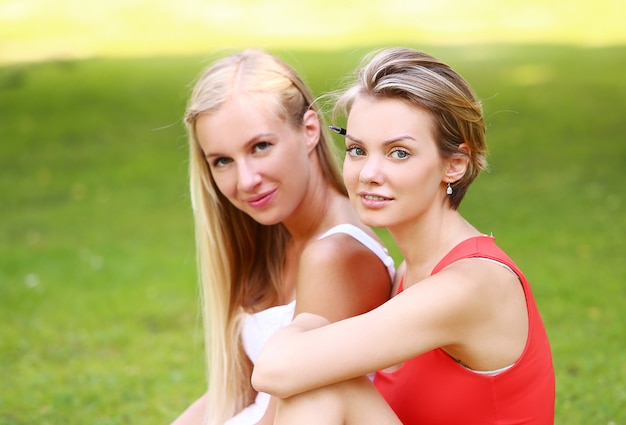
[342,161,359,191]
[211,171,237,200]
[277,142,312,180]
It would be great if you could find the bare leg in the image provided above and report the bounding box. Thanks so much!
[274,376,401,425]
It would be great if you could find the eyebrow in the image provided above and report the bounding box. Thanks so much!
[345,133,418,146]
[331,125,419,145]
[204,133,274,159]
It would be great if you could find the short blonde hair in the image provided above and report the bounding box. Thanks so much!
[334,47,488,209]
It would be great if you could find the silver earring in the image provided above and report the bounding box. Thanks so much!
[446,182,453,195]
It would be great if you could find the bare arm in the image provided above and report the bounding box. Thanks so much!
[252,259,527,398]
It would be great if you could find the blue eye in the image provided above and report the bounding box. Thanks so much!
[390,148,410,159]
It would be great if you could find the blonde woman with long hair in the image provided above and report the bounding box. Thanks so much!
[170,50,395,425]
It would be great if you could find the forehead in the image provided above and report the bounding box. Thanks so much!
[195,94,285,150]
[346,96,435,140]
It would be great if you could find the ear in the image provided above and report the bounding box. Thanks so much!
[444,143,470,183]
[302,109,321,153]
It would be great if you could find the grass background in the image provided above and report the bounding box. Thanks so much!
[1,1,625,424]
[1,44,625,425]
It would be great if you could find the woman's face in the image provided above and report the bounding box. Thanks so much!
[342,95,448,230]
[195,94,318,225]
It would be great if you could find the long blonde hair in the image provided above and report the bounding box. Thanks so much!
[184,50,344,424]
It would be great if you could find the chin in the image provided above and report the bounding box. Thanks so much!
[358,214,390,229]
[258,217,284,227]
[247,211,284,227]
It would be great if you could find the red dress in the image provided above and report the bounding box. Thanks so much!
[374,236,555,425]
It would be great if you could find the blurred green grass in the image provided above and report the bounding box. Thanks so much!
[0,45,624,424]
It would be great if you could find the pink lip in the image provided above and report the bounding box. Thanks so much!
[246,189,277,209]
[358,191,392,209]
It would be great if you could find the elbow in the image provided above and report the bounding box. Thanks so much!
[250,361,272,395]
[250,357,270,394]
[251,357,294,399]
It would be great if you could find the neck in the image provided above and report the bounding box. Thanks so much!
[389,208,479,285]
[282,162,349,243]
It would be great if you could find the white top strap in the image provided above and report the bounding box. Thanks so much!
[472,257,518,278]
[318,223,396,283]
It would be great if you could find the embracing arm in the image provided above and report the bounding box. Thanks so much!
[252,292,429,398]
[252,259,521,398]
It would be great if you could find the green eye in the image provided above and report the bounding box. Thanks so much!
[253,142,271,152]
[213,157,233,167]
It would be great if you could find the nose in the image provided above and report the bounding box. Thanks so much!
[359,154,384,185]
[237,160,262,192]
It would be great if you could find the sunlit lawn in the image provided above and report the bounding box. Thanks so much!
[1,43,624,424]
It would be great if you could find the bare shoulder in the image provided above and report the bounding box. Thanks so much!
[295,230,392,321]
[421,257,528,369]
[411,258,522,319]
[299,229,392,284]
[436,257,522,298]
[411,257,525,334]
[302,229,384,264]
